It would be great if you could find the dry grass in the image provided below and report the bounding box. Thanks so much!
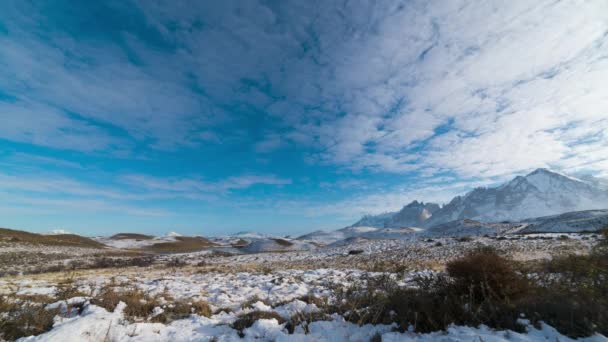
[0,227,105,248]
[323,247,608,338]
[90,282,211,324]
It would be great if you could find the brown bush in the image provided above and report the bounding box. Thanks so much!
[191,300,212,317]
[446,247,529,302]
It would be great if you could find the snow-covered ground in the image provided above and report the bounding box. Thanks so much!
[18,307,608,342]
[4,266,606,342]
[1,232,605,341]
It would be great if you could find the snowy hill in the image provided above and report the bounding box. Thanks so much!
[297,226,419,244]
[422,219,522,237]
[350,201,440,228]
[350,168,608,229]
[518,209,608,233]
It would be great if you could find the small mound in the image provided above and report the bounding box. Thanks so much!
[143,236,218,253]
[110,233,154,240]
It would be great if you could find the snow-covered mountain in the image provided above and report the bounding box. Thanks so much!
[350,168,608,229]
[350,201,440,228]
[424,169,608,227]
[297,225,421,245]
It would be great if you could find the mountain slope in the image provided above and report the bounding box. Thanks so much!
[350,201,440,228]
[424,169,608,227]
[349,168,608,229]
[518,209,608,233]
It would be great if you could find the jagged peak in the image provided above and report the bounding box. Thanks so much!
[525,168,582,181]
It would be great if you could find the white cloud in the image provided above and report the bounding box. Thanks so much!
[1,1,607,227]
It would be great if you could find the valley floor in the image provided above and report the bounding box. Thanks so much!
[1,233,606,341]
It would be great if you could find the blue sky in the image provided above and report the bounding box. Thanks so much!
[1,1,607,236]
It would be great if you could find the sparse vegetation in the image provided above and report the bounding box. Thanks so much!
[0,227,105,248]
[323,247,607,337]
[0,299,58,341]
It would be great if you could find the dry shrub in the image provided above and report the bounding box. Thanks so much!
[121,288,159,321]
[446,247,529,302]
[0,299,58,341]
[152,299,212,323]
[90,285,158,321]
[524,248,608,337]
[90,285,122,312]
[191,300,212,317]
[232,311,285,336]
[326,247,607,337]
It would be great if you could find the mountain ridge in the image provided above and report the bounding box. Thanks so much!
[349,168,608,229]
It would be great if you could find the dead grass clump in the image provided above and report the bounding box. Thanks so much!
[191,299,212,317]
[240,295,272,310]
[0,300,58,341]
[90,285,123,312]
[232,311,285,336]
[152,299,212,323]
[296,294,327,308]
[285,311,330,334]
[119,289,160,322]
